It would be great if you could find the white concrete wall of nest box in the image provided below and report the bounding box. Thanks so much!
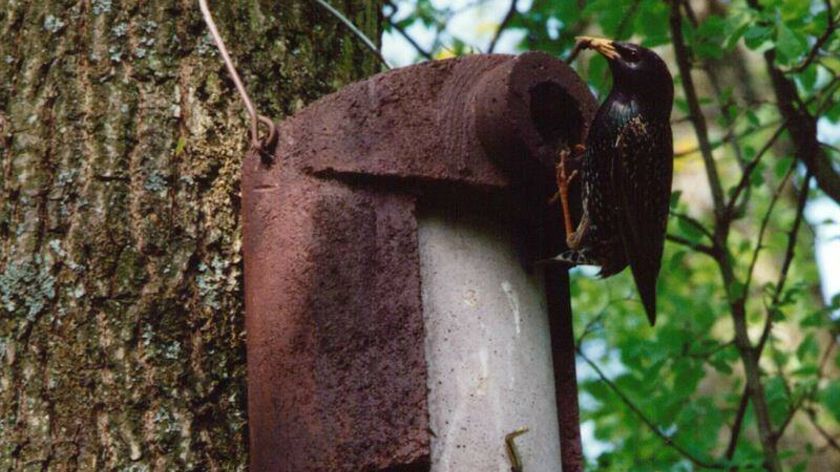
[418,206,564,472]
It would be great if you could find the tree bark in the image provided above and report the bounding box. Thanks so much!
[0,0,381,469]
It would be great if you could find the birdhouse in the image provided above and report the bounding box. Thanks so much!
[242,52,596,471]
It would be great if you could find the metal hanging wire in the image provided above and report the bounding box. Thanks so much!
[198,0,392,160]
[198,0,277,159]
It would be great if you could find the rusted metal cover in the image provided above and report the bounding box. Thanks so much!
[242,52,596,471]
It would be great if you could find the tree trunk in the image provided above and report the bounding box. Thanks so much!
[0,0,381,469]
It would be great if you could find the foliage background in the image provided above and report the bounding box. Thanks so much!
[383,0,840,470]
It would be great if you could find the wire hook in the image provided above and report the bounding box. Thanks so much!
[198,0,277,161]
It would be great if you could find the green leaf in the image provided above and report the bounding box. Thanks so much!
[694,15,726,59]
[797,62,817,91]
[820,381,840,422]
[778,0,811,22]
[669,250,687,271]
[796,332,819,362]
[744,25,772,50]
[673,362,703,397]
[750,162,766,187]
[774,155,794,178]
[723,10,753,50]
[669,190,683,209]
[708,355,734,375]
[775,21,808,65]
[676,215,705,243]
[765,376,790,425]
[800,309,827,328]
[727,280,746,301]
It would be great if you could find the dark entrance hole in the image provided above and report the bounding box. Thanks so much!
[529,82,584,148]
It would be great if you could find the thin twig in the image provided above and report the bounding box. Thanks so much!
[755,171,813,357]
[806,407,840,453]
[724,386,750,462]
[674,120,780,158]
[666,234,716,257]
[577,349,726,469]
[314,0,392,69]
[724,122,788,218]
[743,163,796,297]
[386,19,433,59]
[487,0,518,53]
[575,296,638,346]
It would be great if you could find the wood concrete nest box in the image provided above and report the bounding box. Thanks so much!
[242,52,596,471]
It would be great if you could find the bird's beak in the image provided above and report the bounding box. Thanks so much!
[575,36,620,61]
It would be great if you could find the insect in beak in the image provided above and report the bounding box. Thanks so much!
[575,36,620,60]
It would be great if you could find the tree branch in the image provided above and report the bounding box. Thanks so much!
[669,0,726,222]
[487,0,518,53]
[787,0,838,74]
[727,73,840,217]
[577,348,726,469]
[746,0,840,205]
[666,234,716,257]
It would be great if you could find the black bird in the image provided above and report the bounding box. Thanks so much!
[553,37,674,325]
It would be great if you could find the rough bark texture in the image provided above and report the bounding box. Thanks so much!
[0,0,381,469]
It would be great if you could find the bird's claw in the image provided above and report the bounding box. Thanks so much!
[549,149,579,205]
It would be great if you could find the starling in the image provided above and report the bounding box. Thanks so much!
[552,37,674,325]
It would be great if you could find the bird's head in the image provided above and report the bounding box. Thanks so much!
[577,37,673,113]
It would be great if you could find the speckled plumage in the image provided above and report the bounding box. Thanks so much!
[555,39,674,325]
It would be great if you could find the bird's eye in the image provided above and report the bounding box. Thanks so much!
[626,49,640,62]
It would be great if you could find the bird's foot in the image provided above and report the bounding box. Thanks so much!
[504,427,529,472]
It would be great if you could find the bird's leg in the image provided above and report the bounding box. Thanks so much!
[566,212,590,250]
[550,149,579,247]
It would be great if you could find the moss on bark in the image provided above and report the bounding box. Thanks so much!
[0,0,382,469]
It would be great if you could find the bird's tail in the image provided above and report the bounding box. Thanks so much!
[630,268,658,326]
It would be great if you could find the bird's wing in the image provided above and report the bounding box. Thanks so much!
[611,116,673,325]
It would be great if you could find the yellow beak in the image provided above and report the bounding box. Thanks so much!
[575,36,619,60]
